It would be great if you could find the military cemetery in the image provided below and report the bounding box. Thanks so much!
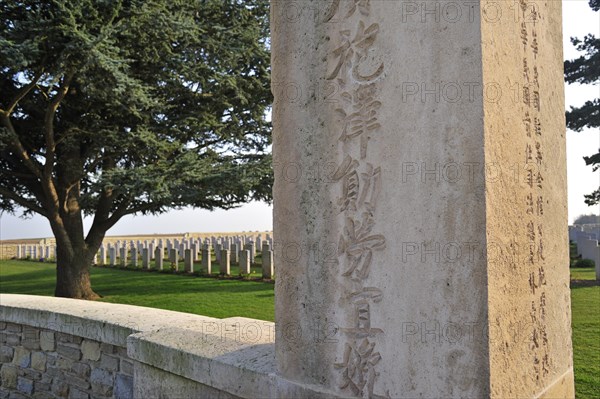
[1,1,599,398]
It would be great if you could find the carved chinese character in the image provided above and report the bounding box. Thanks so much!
[534,117,542,136]
[523,112,532,137]
[533,90,540,111]
[332,155,360,212]
[327,21,384,83]
[535,142,543,165]
[520,22,528,49]
[342,301,384,338]
[523,58,530,81]
[337,84,381,143]
[527,221,536,242]
[526,193,534,215]
[338,212,386,280]
[531,29,539,57]
[325,0,371,22]
[523,85,531,107]
[536,195,544,216]
[525,144,533,164]
[335,338,382,397]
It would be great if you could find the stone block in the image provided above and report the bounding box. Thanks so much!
[119,360,133,376]
[0,323,6,331]
[5,334,20,347]
[0,364,17,389]
[0,346,14,363]
[21,368,41,381]
[56,344,81,361]
[90,368,113,396]
[64,373,90,391]
[100,343,115,355]
[67,388,89,399]
[0,387,8,399]
[114,373,133,399]
[57,356,75,371]
[51,380,69,398]
[12,347,30,368]
[5,324,21,333]
[0,333,6,344]
[100,354,119,371]
[39,332,55,352]
[71,362,91,379]
[16,377,33,395]
[81,340,100,361]
[34,380,51,393]
[22,327,40,350]
[31,352,46,372]
[57,334,82,345]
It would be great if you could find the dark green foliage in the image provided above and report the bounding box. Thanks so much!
[0,0,272,297]
[564,2,600,206]
[0,0,272,218]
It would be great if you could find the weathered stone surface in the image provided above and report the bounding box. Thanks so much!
[100,354,119,372]
[5,324,21,333]
[0,346,14,363]
[5,335,19,347]
[22,327,40,350]
[51,380,69,398]
[90,368,112,396]
[67,387,89,399]
[0,365,18,389]
[15,378,33,395]
[12,347,30,368]
[57,334,82,345]
[56,344,81,361]
[271,1,573,398]
[80,341,100,361]
[119,360,133,377]
[114,374,133,399]
[70,363,90,379]
[56,356,74,371]
[31,352,46,372]
[39,332,55,352]
[100,343,115,355]
[64,373,90,391]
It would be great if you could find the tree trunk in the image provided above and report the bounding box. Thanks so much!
[55,254,100,300]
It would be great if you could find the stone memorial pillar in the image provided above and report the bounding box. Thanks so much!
[202,246,212,275]
[109,247,116,267]
[272,1,573,397]
[119,247,126,267]
[220,249,231,276]
[131,248,138,268]
[155,247,163,271]
[99,245,106,265]
[262,249,274,279]
[184,249,194,273]
[230,243,239,264]
[239,250,251,275]
[142,248,150,270]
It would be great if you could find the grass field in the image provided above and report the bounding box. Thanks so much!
[0,261,598,396]
[0,260,274,321]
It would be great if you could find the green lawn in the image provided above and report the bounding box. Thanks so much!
[0,260,274,321]
[570,268,600,399]
[0,260,598,396]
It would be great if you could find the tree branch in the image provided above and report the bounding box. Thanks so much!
[1,69,45,116]
[0,113,43,179]
[0,187,48,217]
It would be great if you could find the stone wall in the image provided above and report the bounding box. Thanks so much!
[0,323,133,399]
[0,294,285,399]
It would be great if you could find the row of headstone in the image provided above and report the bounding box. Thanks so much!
[15,245,56,260]
[95,240,275,278]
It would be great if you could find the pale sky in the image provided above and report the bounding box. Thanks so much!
[0,0,598,240]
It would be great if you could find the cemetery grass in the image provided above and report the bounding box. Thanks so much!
[1,261,598,396]
[569,268,600,399]
[0,260,274,321]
